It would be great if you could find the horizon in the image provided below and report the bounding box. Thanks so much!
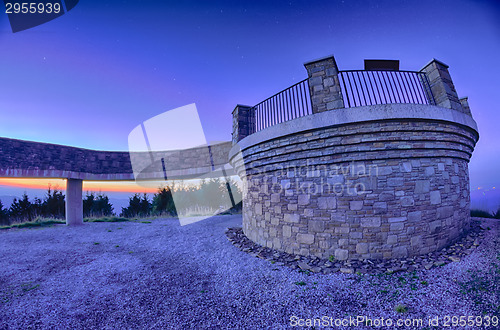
[1,178,499,214]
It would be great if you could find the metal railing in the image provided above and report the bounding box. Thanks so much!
[338,70,435,108]
[249,70,435,134]
[251,79,312,133]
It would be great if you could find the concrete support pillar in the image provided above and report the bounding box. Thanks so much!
[304,55,344,113]
[232,104,254,144]
[65,178,83,226]
[420,59,463,112]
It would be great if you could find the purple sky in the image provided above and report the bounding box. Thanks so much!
[0,0,499,190]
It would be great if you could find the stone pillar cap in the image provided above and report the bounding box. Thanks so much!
[420,58,449,71]
[232,104,252,114]
[303,54,337,66]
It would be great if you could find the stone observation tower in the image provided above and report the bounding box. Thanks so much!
[229,55,479,261]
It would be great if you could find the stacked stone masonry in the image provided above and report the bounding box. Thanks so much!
[232,105,254,143]
[233,119,478,260]
[304,56,345,113]
[420,59,467,114]
[0,137,232,180]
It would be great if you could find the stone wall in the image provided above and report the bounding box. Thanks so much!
[0,137,232,181]
[230,107,478,260]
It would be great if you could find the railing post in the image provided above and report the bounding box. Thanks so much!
[459,97,472,116]
[420,59,464,113]
[304,55,344,113]
[232,104,254,144]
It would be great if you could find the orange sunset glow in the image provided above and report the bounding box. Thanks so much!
[0,178,160,194]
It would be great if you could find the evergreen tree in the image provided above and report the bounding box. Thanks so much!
[83,192,114,218]
[0,200,9,226]
[120,193,151,218]
[32,197,44,218]
[152,187,176,216]
[83,192,96,217]
[93,193,114,217]
[9,193,34,222]
[42,187,65,218]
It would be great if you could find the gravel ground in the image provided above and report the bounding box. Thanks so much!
[0,215,498,329]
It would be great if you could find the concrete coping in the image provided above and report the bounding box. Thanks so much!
[303,54,336,66]
[232,104,253,114]
[229,103,479,160]
[420,58,450,71]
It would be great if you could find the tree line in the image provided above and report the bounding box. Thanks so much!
[0,178,242,226]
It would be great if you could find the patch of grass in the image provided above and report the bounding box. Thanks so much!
[459,273,491,293]
[470,209,500,219]
[328,255,335,262]
[21,283,39,292]
[457,256,500,314]
[1,282,40,303]
[115,245,120,248]
[295,281,306,286]
[85,217,130,223]
[421,280,428,285]
[93,242,100,245]
[395,304,408,313]
[141,221,152,224]
[0,216,135,230]
[470,209,494,218]
[0,218,65,230]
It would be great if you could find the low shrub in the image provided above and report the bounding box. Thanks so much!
[470,209,494,218]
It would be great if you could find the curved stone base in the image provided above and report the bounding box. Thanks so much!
[230,104,479,260]
[226,219,486,274]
